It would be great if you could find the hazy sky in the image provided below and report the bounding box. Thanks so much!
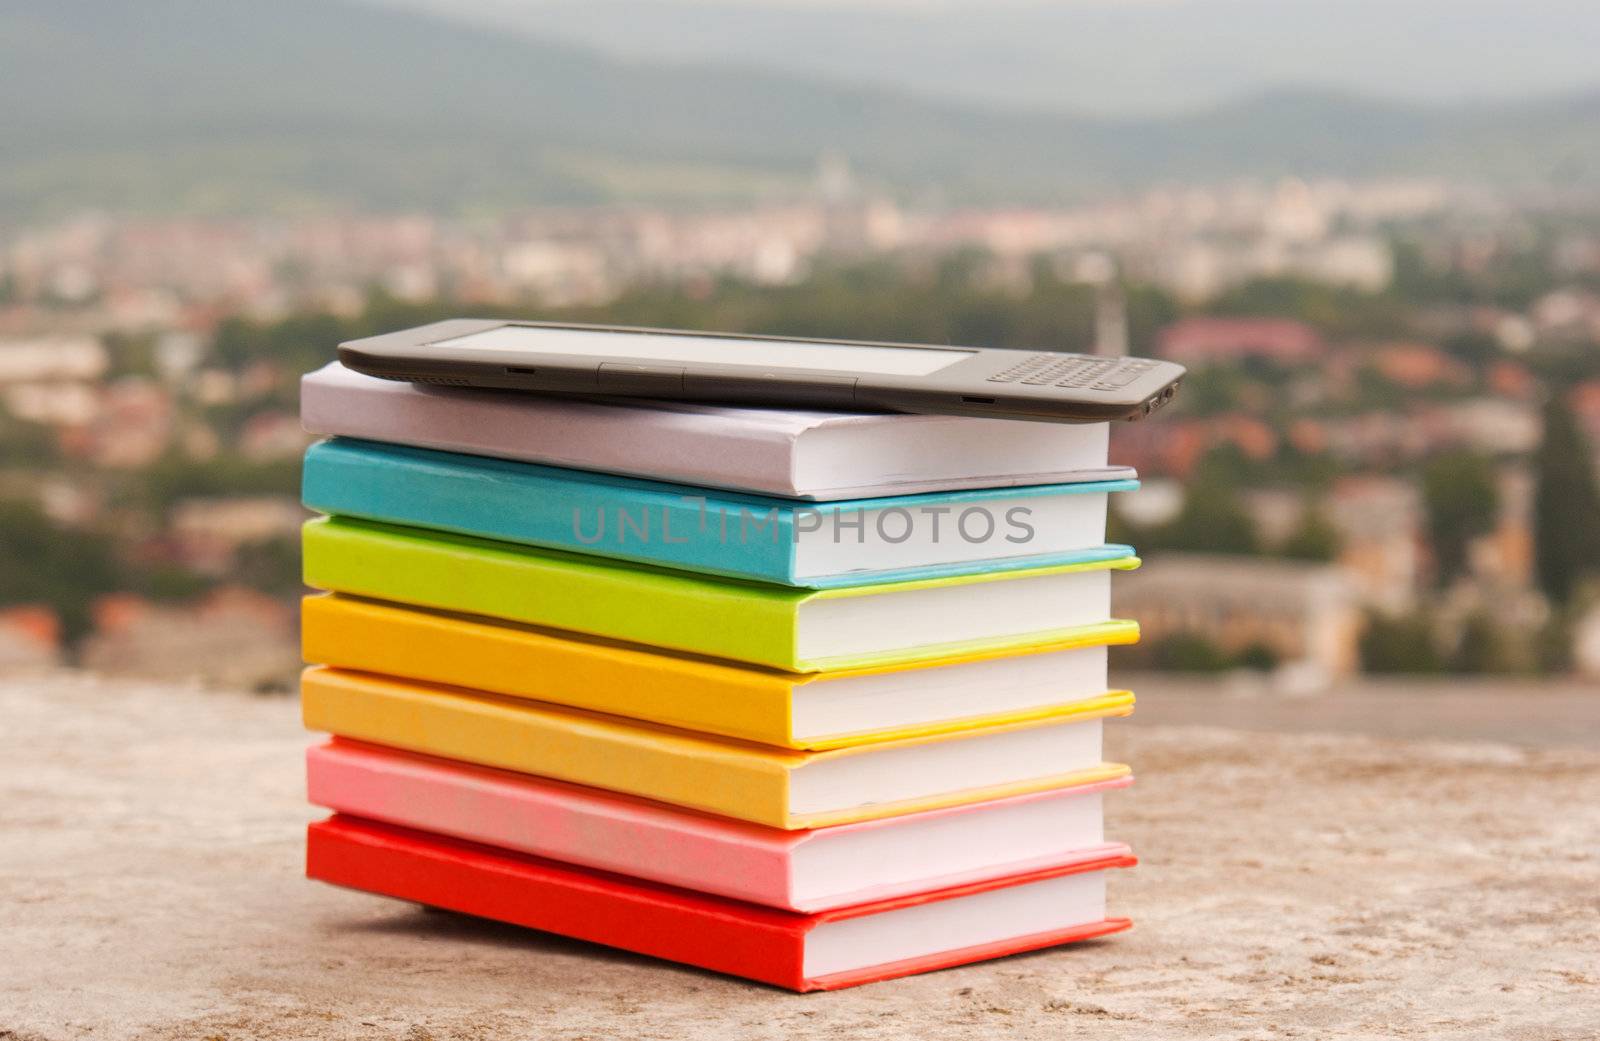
[385,0,1600,115]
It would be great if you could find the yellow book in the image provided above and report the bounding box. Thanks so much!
[303,595,1139,751]
[301,666,1134,830]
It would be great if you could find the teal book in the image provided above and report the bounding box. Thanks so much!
[301,438,1137,588]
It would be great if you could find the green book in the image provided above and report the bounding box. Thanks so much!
[302,517,1138,672]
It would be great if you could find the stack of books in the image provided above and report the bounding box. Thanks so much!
[298,361,1144,991]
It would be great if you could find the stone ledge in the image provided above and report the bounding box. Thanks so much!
[2,672,1595,1040]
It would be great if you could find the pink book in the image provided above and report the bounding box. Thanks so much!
[300,362,1132,500]
[307,739,1132,912]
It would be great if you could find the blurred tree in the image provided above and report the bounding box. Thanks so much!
[211,312,348,375]
[126,565,214,603]
[1359,611,1445,673]
[1235,642,1279,671]
[1175,365,1249,416]
[1448,612,1519,674]
[1533,395,1600,605]
[1389,235,1555,311]
[102,331,159,379]
[1352,365,1411,410]
[0,500,122,644]
[1390,238,1473,304]
[1527,340,1600,386]
[0,404,58,466]
[1280,505,1342,562]
[1149,448,1260,554]
[1150,486,1260,555]
[1271,441,1341,492]
[1148,633,1233,672]
[1536,610,1574,674]
[233,536,304,598]
[1421,451,1499,585]
[1123,284,1179,355]
[1441,330,1500,369]
[1206,277,1405,338]
[122,452,300,514]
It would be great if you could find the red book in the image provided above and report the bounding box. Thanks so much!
[308,815,1135,991]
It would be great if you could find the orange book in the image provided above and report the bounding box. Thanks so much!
[301,666,1133,830]
[303,594,1138,750]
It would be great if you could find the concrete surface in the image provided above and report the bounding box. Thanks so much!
[1117,671,1600,748]
[2,672,1597,1041]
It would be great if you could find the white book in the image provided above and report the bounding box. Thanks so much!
[301,362,1131,501]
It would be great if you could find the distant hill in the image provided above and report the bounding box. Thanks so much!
[3,0,1598,216]
[393,0,1600,119]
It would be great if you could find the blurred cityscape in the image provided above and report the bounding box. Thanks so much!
[3,163,1600,690]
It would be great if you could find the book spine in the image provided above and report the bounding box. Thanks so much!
[300,667,798,827]
[302,440,799,584]
[301,516,803,668]
[306,741,799,907]
[307,815,809,989]
[301,595,797,746]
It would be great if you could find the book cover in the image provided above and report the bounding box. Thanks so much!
[307,739,1134,911]
[307,815,1136,991]
[300,362,1135,500]
[302,594,1141,750]
[301,437,1138,588]
[300,666,1135,830]
[301,516,1140,671]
